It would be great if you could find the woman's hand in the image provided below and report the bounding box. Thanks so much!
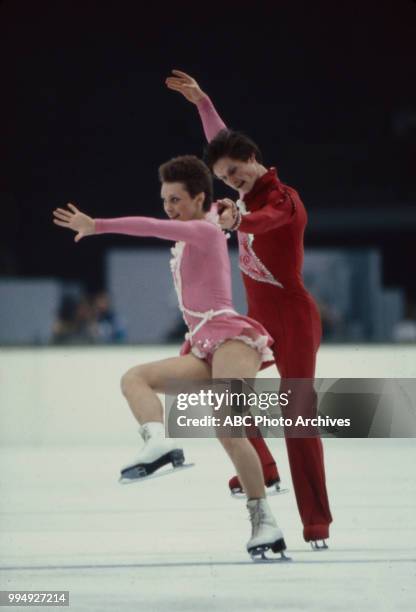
[217,199,238,230]
[165,69,207,104]
[53,203,95,242]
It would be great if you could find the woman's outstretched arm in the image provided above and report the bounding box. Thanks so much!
[94,216,217,246]
[166,69,227,141]
[53,204,217,246]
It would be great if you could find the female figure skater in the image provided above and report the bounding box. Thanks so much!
[166,71,333,545]
[53,155,286,559]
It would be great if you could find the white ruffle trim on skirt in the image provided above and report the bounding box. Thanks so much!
[191,333,274,363]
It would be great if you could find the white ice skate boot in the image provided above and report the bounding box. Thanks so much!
[120,422,185,481]
[246,498,288,560]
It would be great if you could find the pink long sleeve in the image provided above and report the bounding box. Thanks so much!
[94,216,217,247]
[196,96,227,142]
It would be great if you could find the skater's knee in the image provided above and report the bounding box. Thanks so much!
[120,369,134,398]
[120,366,148,398]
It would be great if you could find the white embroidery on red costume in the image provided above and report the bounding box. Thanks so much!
[236,199,284,288]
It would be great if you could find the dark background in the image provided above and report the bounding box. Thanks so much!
[1,0,415,299]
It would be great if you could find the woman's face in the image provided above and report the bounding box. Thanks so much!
[161,182,205,221]
[213,155,259,195]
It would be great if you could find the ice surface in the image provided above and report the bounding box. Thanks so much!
[1,345,415,611]
[1,439,415,612]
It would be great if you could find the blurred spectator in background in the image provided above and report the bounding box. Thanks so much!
[91,290,126,344]
[317,299,344,342]
[52,294,96,345]
[52,291,126,345]
[392,300,416,343]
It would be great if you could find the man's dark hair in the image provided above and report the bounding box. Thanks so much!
[204,129,263,171]
[158,155,213,211]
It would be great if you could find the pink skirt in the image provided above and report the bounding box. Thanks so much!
[180,313,274,366]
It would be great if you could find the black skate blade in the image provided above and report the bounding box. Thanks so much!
[249,547,292,563]
[249,538,291,562]
[310,540,328,551]
[251,553,292,563]
[119,463,194,484]
[119,449,187,483]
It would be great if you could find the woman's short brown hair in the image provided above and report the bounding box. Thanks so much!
[158,155,213,212]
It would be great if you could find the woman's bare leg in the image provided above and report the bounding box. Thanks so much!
[212,340,265,499]
[121,353,211,424]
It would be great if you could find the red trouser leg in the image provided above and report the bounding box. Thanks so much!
[275,299,333,541]
[285,437,331,540]
[246,423,280,482]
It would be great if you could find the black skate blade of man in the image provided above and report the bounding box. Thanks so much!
[119,448,193,483]
[310,540,329,551]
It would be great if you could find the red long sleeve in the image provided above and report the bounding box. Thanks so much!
[238,192,296,235]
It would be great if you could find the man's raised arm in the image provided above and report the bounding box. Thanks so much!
[166,69,227,141]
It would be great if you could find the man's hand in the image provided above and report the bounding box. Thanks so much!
[217,198,238,230]
[53,203,95,242]
[165,69,207,105]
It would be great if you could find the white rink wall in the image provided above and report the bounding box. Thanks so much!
[0,344,415,446]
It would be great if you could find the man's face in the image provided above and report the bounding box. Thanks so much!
[213,155,259,196]
[161,182,203,221]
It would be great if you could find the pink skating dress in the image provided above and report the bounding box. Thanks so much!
[95,214,274,364]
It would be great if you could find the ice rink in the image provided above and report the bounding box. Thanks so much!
[1,346,415,611]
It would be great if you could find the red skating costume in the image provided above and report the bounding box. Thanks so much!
[197,97,333,542]
[236,169,332,541]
